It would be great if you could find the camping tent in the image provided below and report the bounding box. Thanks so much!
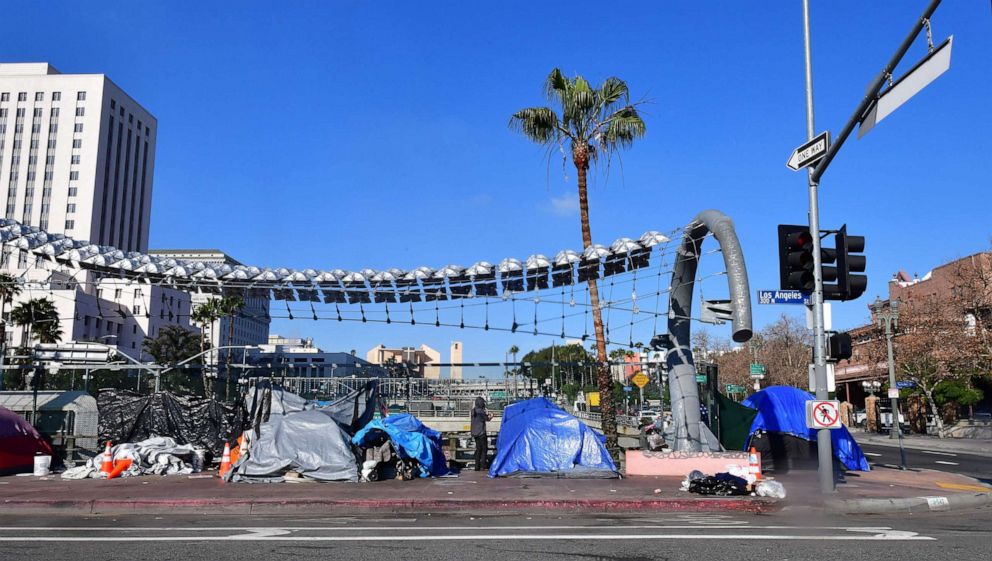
[352,413,448,477]
[742,386,870,471]
[0,405,53,475]
[489,397,618,478]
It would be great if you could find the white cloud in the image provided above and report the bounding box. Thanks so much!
[548,193,579,216]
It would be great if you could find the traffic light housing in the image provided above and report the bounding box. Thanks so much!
[777,225,814,291]
[836,225,867,301]
[827,331,853,361]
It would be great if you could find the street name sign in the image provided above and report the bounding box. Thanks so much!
[631,372,650,389]
[726,384,746,394]
[757,289,812,305]
[786,131,830,171]
[896,381,916,389]
[806,400,842,429]
[750,363,767,378]
[695,374,707,383]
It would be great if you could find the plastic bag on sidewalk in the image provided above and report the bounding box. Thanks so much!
[680,469,707,491]
[687,472,749,496]
[755,480,787,499]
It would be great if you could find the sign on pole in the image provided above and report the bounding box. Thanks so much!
[806,400,842,429]
[786,131,830,171]
[749,363,767,378]
[725,384,746,394]
[695,374,707,383]
[757,290,812,305]
[631,372,650,389]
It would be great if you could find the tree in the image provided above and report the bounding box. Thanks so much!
[191,299,222,398]
[521,343,592,389]
[10,298,62,346]
[142,325,201,366]
[511,68,646,455]
[217,292,246,399]
[0,273,22,390]
[711,315,812,394]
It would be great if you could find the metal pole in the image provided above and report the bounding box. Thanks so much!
[884,315,908,468]
[802,0,835,494]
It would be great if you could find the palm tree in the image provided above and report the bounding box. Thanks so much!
[142,325,201,366]
[510,68,646,454]
[0,273,22,390]
[218,293,245,399]
[10,298,62,346]
[191,299,222,398]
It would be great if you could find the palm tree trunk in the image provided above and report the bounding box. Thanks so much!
[574,150,619,458]
[225,314,236,401]
[199,326,208,399]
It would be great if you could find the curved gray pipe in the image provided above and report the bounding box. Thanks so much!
[666,209,752,451]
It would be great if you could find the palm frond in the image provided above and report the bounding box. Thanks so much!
[543,68,570,104]
[597,77,629,113]
[600,107,647,151]
[509,107,561,145]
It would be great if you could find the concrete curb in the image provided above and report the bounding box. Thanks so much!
[0,496,781,515]
[825,492,992,514]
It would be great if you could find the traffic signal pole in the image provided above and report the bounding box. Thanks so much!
[800,0,835,494]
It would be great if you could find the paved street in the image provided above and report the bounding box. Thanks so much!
[860,442,991,484]
[0,509,989,561]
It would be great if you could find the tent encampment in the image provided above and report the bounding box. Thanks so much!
[742,386,870,472]
[0,405,52,475]
[352,413,448,478]
[489,397,618,478]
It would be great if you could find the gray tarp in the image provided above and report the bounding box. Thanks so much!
[232,408,358,482]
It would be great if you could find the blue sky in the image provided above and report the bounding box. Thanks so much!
[6,1,991,363]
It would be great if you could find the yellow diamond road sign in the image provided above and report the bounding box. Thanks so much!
[632,372,649,389]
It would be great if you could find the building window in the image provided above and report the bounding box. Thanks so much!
[66,204,75,213]
[119,107,124,117]
[75,107,85,117]
[72,139,82,148]
[110,99,115,109]
[95,318,102,330]
[77,92,86,101]
[132,325,136,334]
[128,114,133,124]
[33,108,42,117]
[74,123,83,133]
[114,289,122,299]
[1,93,8,101]
[50,107,59,117]
[133,305,141,315]
[83,316,90,326]
[71,155,80,165]
[18,92,26,101]
[52,92,60,101]
[35,92,43,101]
[69,171,79,180]
[64,219,75,229]
[47,139,56,149]
[68,187,78,196]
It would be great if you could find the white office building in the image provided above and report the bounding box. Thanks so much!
[248,335,386,377]
[0,62,156,251]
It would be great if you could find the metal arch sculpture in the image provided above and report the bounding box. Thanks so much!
[666,209,753,452]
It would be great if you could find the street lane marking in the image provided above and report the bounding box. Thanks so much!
[922,451,958,457]
[936,482,992,492]
[863,452,883,457]
[0,525,880,532]
[934,461,959,466]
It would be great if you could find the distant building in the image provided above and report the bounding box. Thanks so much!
[366,343,441,379]
[148,249,270,355]
[249,335,385,377]
[0,62,157,251]
[449,341,463,380]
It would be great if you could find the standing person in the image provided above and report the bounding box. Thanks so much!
[471,396,492,471]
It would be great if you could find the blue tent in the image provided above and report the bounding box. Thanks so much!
[352,414,449,477]
[742,386,870,471]
[489,398,618,478]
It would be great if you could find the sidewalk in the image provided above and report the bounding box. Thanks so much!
[1,467,988,516]
[854,431,992,456]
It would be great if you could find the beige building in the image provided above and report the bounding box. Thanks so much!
[449,341,463,380]
[366,343,442,379]
[0,63,157,251]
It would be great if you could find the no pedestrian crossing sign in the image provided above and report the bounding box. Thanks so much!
[806,400,842,429]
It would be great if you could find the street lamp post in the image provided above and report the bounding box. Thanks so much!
[870,297,908,470]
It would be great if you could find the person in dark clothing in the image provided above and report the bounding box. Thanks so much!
[471,396,492,471]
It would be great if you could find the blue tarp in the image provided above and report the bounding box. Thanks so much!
[489,398,618,478]
[742,386,870,471]
[351,414,449,477]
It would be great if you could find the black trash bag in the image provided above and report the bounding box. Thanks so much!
[98,389,245,457]
[687,472,750,496]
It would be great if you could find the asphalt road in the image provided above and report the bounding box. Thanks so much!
[0,508,989,561]
[859,442,991,483]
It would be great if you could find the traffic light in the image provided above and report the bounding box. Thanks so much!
[827,331,853,361]
[777,225,814,291]
[836,225,867,301]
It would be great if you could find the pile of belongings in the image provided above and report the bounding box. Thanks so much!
[98,389,244,457]
[682,469,750,496]
[352,413,449,481]
[489,398,618,478]
[224,380,380,483]
[61,436,200,479]
[0,405,53,475]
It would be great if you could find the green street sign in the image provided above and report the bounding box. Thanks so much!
[490,390,507,398]
[725,384,746,393]
[750,363,767,375]
[695,374,707,383]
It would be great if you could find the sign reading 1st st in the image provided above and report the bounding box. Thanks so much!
[787,131,830,171]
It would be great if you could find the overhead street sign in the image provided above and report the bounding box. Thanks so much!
[631,372,650,389]
[786,131,830,171]
[725,384,746,394]
[806,400,842,430]
[749,363,767,378]
[695,374,707,383]
[757,289,812,305]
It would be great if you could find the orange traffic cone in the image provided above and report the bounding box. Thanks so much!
[748,447,763,481]
[100,441,114,474]
[218,442,232,478]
